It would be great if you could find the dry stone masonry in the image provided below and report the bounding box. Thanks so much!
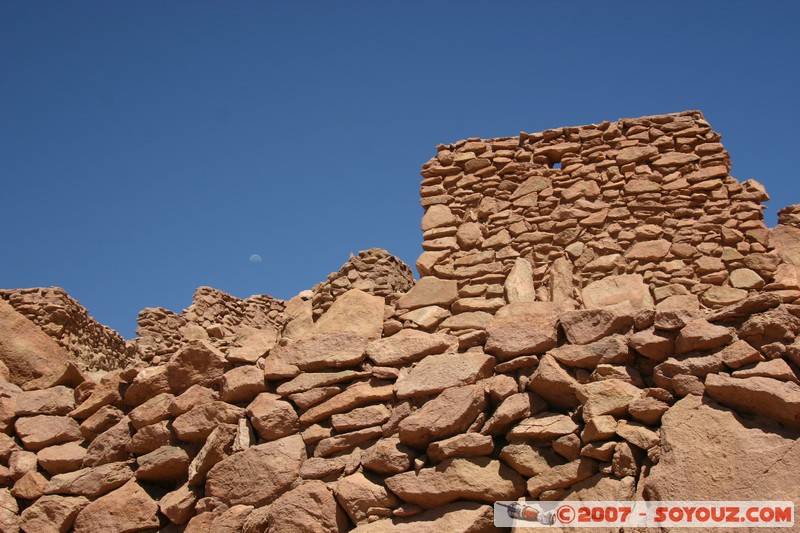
[0,111,799,532]
[0,288,137,372]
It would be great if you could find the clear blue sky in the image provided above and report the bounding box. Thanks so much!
[2,2,799,338]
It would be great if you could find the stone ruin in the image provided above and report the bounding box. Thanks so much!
[0,110,799,532]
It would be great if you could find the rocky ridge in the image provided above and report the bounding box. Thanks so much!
[0,111,798,532]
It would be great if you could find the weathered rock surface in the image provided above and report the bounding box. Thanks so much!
[385,457,525,508]
[646,395,800,501]
[205,434,305,506]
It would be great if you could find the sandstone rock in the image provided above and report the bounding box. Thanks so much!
[427,433,494,462]
[269,332,367,378]
[226,326,278,364]
[19,494,89,533]
[527,458,598,498]
[560,307,633,345]
[245,392,299,440]
[577,379,643,422]
[11,470,48,500]
[738,306,800,348]
[628,396,670,425]
[82,416,131,467]
[646,394,800,502]
[549,334,630,369]
[615,420,659,450]
[173,401,244,443]
[507,412,579,440]
[0,488,19,532]
[136,445,191,482]
[300,456,346,480]
[123,365,170,406]
[8,450,37,479]
[300,381,394,424]
[398,384,486,448]
[169,384,218,417]
[205,434,305,506]
[243,479,345,533]
[276,370,370,396]
[527,355,580,409]
[498,442,560,478]
[127,420,174,455]
[504,258,536,303]
[581,415,617,442]
[675,318,733,354]
[481,392,546,436]
[188,424,237,486]
[72,480,159,533]
[15,415,82,451]
[331,404,390,432]
[439,311,493,330]
[717,339,763,369]
[314,289,385,341]
[37,442,87,475]
[220,365,266,403]
[625,239,671,261]
[210,504,254,532]
[582,274,654,310]
[0,299,73,387]
[314,426,383,457]
[335,472,399,524]
[127,391,174,430]
[394,351,494,399]
[398,306,450,331]
[700,286,748,308]
[729,268,765,289]
[397,277,458,310]
[616,145,658,165]
[350,501,493,533]
[421,204,457,231]
[672,374,705,396]
[484,310,558,360]
[166,340,228,393]
[385,457,525,508]
[705,374,800,429]
[733,358,799,383]
[160,484,198,525]
[366,330,457,366]
[14,385,75,416]
[46,461,133,498]
[362,437,415,475]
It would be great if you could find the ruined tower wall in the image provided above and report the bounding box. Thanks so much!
[415,111,778,316]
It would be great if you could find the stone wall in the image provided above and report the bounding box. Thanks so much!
[415,111,779,323]
[134,287,286,361]
[311,248,415,320]
[0,287,137,371]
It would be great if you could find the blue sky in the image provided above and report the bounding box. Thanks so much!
[1,1,799,338]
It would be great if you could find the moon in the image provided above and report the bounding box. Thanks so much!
[249,254,262,263]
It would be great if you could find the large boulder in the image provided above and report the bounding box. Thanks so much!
[313,289,385,341]
[704,374,800,429]
[0,299,73,387]
[165,340,228,393]
[205,434,305,506]
[645,395,800,502]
